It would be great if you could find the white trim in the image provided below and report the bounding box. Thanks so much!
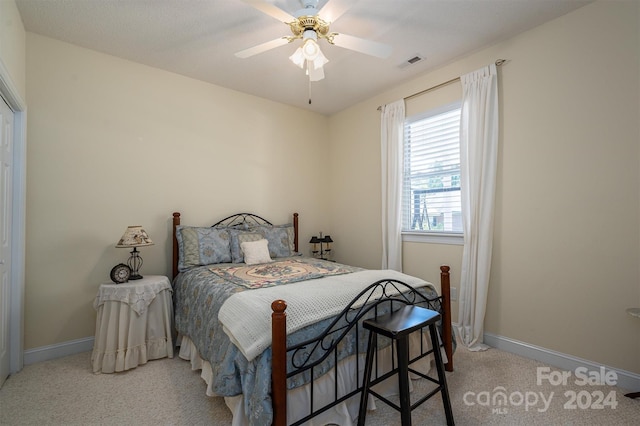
[484,332,640,392]
[0,60,25,109]
[402,232,463,245]
[23,337,94,366]
[0,57,26,375]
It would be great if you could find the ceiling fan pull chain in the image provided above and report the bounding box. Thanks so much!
[307,62,312,104]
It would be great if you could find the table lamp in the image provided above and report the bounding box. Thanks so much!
[116,225,154,280]
[309,232,333,261]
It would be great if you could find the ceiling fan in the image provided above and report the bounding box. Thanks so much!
[235,0,392,82]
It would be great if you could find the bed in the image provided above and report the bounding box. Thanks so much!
[171,211,454,426]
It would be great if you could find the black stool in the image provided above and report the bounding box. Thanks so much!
[357,305,454,426]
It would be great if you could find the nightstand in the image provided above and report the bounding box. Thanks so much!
[91,275,174,373]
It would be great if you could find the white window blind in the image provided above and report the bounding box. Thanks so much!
[402,103,462,234]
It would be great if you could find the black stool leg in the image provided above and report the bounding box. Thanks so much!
[396,335,412,426]
[429,323,454,425]
[358,331,377,426]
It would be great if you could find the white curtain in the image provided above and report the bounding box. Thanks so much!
[380,100,405,271]
[457,64,499,351]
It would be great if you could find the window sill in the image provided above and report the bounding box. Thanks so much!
[402,232,464,246]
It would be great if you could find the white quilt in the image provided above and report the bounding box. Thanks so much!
[218,269,433,361]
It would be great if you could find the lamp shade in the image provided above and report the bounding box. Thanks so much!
[116,226,154,248]
[323,235,333,243]
[308,51,328,82]
[289,47,305,68]
[309,236,321,244]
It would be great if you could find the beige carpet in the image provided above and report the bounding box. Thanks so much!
[0,346,638,425]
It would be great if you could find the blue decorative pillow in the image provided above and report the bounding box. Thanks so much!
[176,226,231,271]
[258,226,292,258]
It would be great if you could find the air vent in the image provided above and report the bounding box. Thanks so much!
[398,55,424,69]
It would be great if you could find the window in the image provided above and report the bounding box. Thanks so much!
[402,103,462,237]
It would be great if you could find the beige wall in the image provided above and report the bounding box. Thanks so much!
[0,0,25,98]
[329,0,640,374]
[24,33,330,349]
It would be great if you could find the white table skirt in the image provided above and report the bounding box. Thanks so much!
[92,276,174,373]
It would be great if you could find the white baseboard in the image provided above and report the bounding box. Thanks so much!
[23,337,94,366]
[483,332,640,392]
[20,332,640,393]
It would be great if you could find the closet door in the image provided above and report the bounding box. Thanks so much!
[0,96,13,387]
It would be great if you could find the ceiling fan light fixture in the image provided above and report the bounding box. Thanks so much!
[289,38,328,79]
[302,39,320,60]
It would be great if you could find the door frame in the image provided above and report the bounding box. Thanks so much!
[0,59,26,375]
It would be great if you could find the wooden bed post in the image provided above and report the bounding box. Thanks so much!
[440,265,454,372]
[172,212,181,279]
[271,300,287,426]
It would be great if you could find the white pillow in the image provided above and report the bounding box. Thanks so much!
[241,239,272,265]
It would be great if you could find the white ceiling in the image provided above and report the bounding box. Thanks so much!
[15,0,590,115]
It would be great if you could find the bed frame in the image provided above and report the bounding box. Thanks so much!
[171,212,453,426]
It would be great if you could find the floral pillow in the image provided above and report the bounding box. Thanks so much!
[176,226,231,271]
[248,224,296,258]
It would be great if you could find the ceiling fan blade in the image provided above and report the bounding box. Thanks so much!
[240,0,295,23]
[235,37,290,58]
[331,33,392,59]
[317,0,355,23]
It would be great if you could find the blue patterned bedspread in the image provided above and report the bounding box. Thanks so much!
[173,257,442,425]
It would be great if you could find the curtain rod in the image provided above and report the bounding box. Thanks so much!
[377,59,507,111]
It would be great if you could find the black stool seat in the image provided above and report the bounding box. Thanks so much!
[357,305,454,426]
